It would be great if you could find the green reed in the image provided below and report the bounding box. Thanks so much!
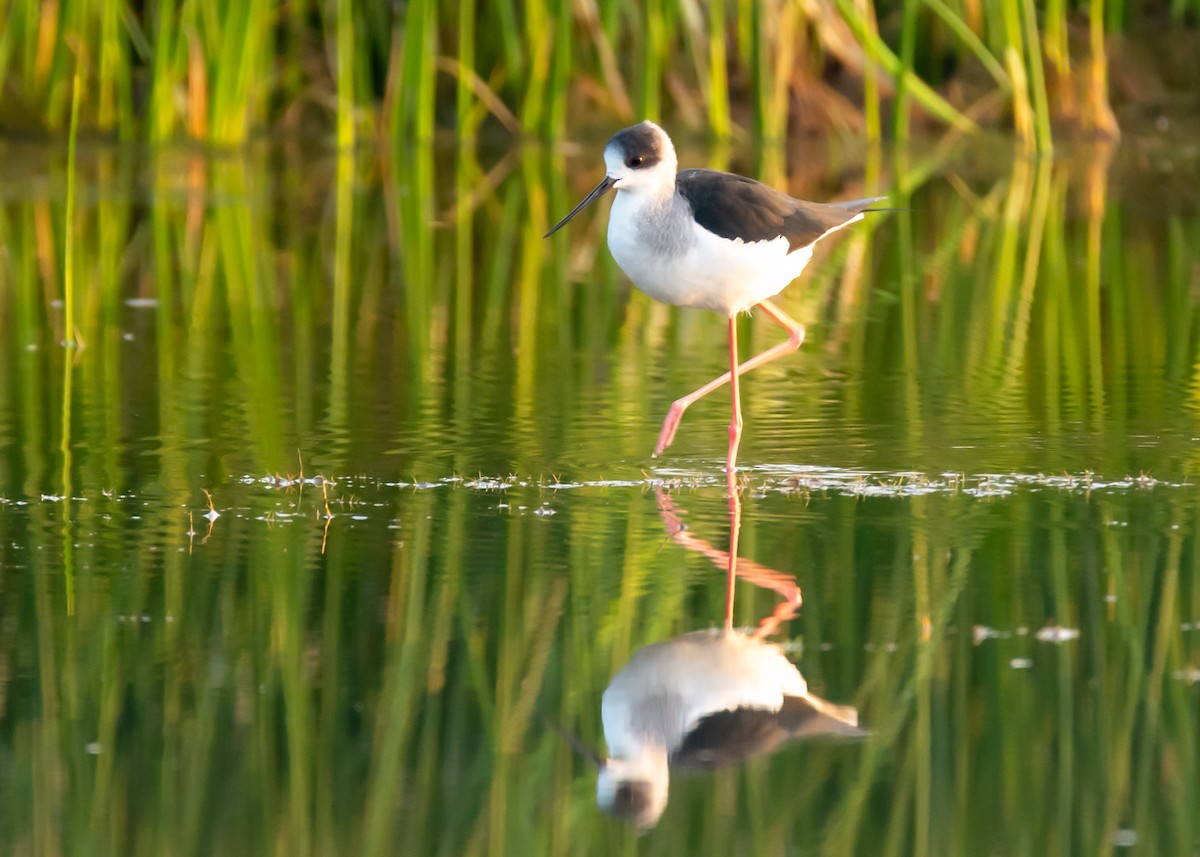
[1,129,1198,856]
[0,0,1169,148]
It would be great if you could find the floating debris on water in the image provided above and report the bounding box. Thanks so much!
[466,477,518,491]
[863,641,900,653]
[202,489,220,521]
[1172,666,1200,684]
[973,625,1011,644]
[219,466,1193,502]
[1036,623,1080,643]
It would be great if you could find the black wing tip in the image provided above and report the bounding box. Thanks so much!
[835,195,889,213]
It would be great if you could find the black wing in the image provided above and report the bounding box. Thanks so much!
[670,695,864,770]
[676,169,882,253]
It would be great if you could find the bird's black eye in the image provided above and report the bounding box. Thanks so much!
[626,155,645,168]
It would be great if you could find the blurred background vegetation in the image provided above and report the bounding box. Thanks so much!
[2,1,1200,855]
[1,0,1198,150]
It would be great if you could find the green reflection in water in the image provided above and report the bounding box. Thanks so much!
[0,131,1198,855]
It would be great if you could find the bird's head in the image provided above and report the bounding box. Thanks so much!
[595,749,670,830]
[547,719,671,829]
[544,120,677,238]
[601,120,678,195]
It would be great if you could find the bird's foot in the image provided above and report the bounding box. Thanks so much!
[652,401,687,457]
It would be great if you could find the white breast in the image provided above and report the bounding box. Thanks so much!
[607,190,813,317]
[601,629,808,757]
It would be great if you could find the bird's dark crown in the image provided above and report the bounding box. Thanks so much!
[607,122,664,171]
[608,779,653,819]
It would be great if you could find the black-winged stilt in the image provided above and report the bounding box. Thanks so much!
[596,627,863,828]
[546,120,882,473]
[582,488,863,829]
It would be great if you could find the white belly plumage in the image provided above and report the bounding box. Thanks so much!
[601,629,807,756]
[607,197,814,317]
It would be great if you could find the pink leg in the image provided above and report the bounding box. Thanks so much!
[653,299,806,458]
[654,485,803,638]
[724,489,741,632]
[726,317,743,473]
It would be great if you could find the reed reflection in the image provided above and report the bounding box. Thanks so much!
[592,487,864,829]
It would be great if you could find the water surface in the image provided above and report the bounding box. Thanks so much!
[0,130,1198,855]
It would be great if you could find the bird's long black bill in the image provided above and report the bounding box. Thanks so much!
[544,175,617,238]
[545,718,605,767]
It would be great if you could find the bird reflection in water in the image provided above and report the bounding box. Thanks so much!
[592,487,864,830]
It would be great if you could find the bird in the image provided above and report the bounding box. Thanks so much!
[589,486,861,829]
[546,120,883,473]
[596,627,864,829]
[546,485,864,829]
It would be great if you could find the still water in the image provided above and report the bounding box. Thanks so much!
[0,128,1198,855]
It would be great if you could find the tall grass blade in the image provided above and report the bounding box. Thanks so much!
[832,0,980,134]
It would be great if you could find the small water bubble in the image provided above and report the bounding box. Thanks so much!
[85,742,102,755]
[1009,658,1033,670]
[1112,829,1137,847]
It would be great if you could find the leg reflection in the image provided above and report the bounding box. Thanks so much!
[654,485,803,639]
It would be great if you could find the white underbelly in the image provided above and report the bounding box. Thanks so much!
[608,215,812,317]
